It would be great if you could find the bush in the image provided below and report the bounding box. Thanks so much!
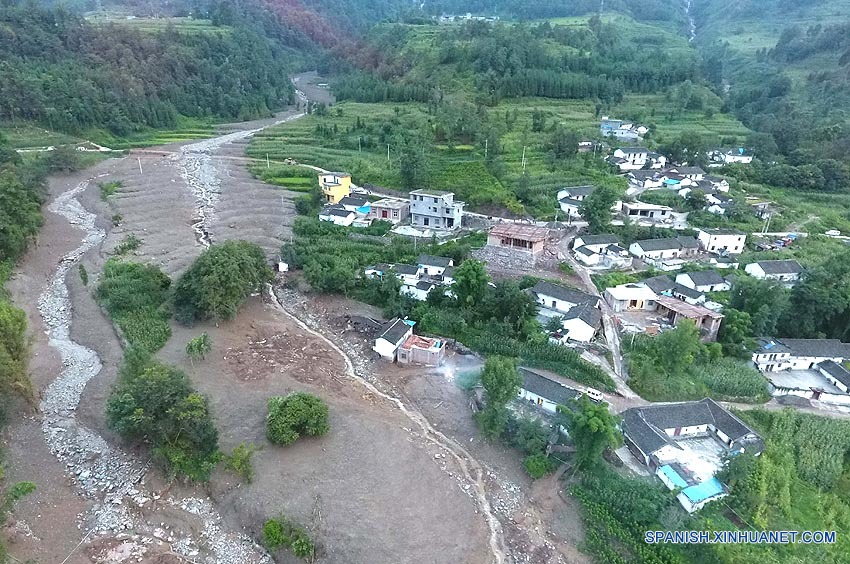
[266,392,330,446]
[113,234,142,255]
[173,240,274,323]
[78,264,88,286]
[224,443,256,483]
[523,453,555,479]
[95,259,172,352]
[106,351,220,481]
[262,516,315,560]
[99,180,122,200]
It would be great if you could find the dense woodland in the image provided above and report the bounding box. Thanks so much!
[0,2,305,135]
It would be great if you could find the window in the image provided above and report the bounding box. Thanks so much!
[392,210,399,218]
[433,197,438,203]
[424,217,429,226]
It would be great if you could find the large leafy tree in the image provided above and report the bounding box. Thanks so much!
[0,300,33,405]
[579,184,619,233]
[782,248,850,339]
[728,276,790,336]
[559,395,621,470]
[174,240,274,323]
[452,259,489,308]
[266,392,330,446]
[477,356,521,438]
[717,308,755,358]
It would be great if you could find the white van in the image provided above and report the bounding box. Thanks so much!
[584,388,604,403]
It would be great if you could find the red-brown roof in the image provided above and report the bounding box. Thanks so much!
[489,224,550,242]
[655,295,724,320]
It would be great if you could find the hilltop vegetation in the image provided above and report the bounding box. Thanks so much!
[695,0,850,165]
[0,2,306,141]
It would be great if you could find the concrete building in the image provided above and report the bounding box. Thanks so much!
[573,234,620,254]
[409,189,464,230]
[628,237,699,260]
[558,304,603,343]
[696,228,747,255]
[486,224,549,256]
[319,172,352,204]
[620,201,673,222]
[368,198,410,224]
[604,284,658,313]
[397,334,445,366]
[318,205,356,226]
[416,255,453,277]
[557,185,594,218]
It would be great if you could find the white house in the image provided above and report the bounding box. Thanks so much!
[517,368,580,415]
[744,260,803,286]
[695,228,747,255]
[604,284,658,312]
[401,280,436,301]
[620,201,673,222]
[417,255,454,277]
[708,148,753,165]
[390,264,420,285]
[704,175,731,192]
[559,304,603,343]
[819,361,850,394]
[675,271,731,293]
[531,280,599,315]
[666,166,705,181]
[600,117,646,142]
[628,237,699,260]
[574,245,602,266]
[338,196,370,213]
[753,338,850,372]
[373,318,414,360]
[627,170,665,190]
[318,205,356,226]
[573,234,620,254]
[557,185,595,218]
[608,148,667,171]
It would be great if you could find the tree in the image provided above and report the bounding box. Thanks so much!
[523,453,555,479]
[559,395,621,470]
[548,125,579,161]
[478,356,521,439]
[729,276,790,336]
[480,280,539,338]
[652,320,703,375]
[717,308,754,358]
[452,259,489,308]
[106,356,219,481]
[0,300,34,405]
[186,333,212,365]
[545,315,565,333]
[782,249,850,339]
[398,134,430,190]
[266,392,330,446]
[579,185,619,233]
[173,240,274,323]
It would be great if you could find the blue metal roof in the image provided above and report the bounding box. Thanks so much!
[658,465,688,489]
[681,478,724,503]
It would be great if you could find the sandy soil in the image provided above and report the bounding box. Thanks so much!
[2,100,496,563]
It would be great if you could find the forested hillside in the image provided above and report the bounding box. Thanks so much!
[0,1,309,138]
[694,0,850,163]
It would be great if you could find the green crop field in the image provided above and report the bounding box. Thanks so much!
[85,13,230,35]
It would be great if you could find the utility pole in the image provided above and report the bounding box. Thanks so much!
[484,138,488,159]
[359,137,362,153]
[266,153,270,169]
[137,157,143,174]
[521,146,527,171]
[387,144,391,162]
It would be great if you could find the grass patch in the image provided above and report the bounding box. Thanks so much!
[113,234,141,256]
[95,259,172,352]
[99,181,122,200]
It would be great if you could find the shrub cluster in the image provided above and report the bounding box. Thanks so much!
[266,392,330,446]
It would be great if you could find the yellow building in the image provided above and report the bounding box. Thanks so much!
[319,172,351,203]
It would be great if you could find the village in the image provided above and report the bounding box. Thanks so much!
[301,115,850,517]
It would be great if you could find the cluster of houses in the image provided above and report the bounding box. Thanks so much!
[574,228,747,272]
[752,338,850,405]
[318,172,465,232]
[606,147,667,172]
[532,280,603,344]
[365,255,456,301]
[600,117,649,142]
[621,399,764,512]
[604,273,726,341]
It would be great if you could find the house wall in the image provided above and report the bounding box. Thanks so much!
[663,424,709,437]
[487,233,545,255]
[575,251,601,266]
[517,388,560,414]
[576,242,613,254]
[410,193,463,229]
[319,212,355,226]
[677,491,726,514]
[536,293,581,315]
[697,232,746,254]
[319,175,351,203]
[419,263,448,277]
[369,203,410,224]
[373,331,410,360]
[401,285,429,301]
[398,344,445,366]
[561,318,596,343]
[624,435,651,466]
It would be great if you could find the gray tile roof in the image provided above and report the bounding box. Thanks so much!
[641,275,676,293]
[698,227,745,235]
[671,283,704,300]
[677,236,700,249]
[622,399,760,457]
[563,303,602,328]
[378,318,410,344]
[780,339,850,358]
[532,280,598,307]
[392,264,419,275]
[753,260,803,275]
[819,360,850,389]
[682,270,726,287]
[339,196,368,207]
[576,234,619,246]
[561,185,594,197]
[634,238,683,252]
[519,368,579,406]
[417,255,452,268]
